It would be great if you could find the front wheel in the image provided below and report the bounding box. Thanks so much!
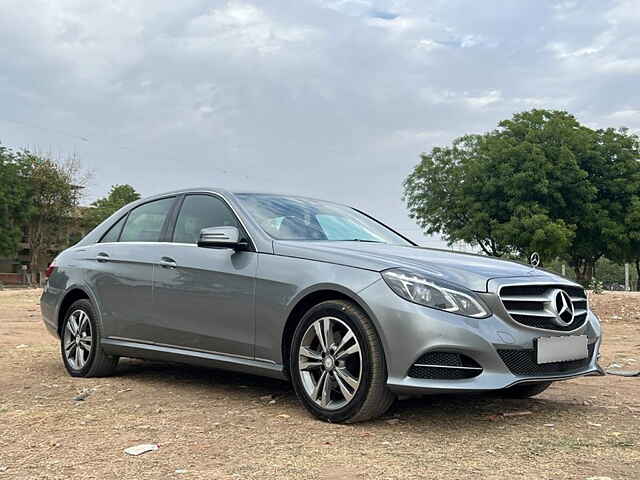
[290,300,395,423]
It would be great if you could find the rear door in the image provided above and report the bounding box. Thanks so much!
[151,193,257,358]
[88,196,177,340]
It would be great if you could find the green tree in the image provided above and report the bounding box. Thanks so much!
[83,184,140,231]
[0,145,31,256]
[403,111,592,263]
[570,127,640,284]
[628,199,640,290]
[584,128,640,290]
[403,110,640,283]
[610,196,640,290]
[20,152,85,279]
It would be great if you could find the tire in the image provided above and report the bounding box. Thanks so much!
[60,299,119,377]
[289,299,395,423]
[499,381,551,399]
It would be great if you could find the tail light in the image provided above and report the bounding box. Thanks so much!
[45,261,58,278]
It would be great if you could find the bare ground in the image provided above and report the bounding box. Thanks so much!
[0,289,638,480]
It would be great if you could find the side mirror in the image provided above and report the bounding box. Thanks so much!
[197,226,245,250]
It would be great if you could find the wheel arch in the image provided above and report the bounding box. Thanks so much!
[280,287,385,379]
[57,286,97,337]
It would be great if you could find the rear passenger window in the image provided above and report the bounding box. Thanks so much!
[119,197,174,242]
[173,195,240,244]
[100,215,126,243]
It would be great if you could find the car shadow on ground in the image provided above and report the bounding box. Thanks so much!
[108,358,586,426]
[115,357,293,396]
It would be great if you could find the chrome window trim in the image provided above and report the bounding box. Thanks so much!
[94,241,200,247]
[95,190,258,251]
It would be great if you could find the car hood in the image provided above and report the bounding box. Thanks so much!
[273,241,565,292]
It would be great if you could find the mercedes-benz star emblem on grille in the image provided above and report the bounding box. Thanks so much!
[529,252,540,268]
[551,289,575,326]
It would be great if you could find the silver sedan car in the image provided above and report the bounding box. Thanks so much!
[41,188,603,422]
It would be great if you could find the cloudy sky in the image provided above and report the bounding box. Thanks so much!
[1,0,639,247]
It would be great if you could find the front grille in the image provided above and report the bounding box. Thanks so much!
[499,284,588,331]
[408,351,482,379]
[498,342,596,376]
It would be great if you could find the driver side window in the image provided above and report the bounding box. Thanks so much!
[173,194,241,244]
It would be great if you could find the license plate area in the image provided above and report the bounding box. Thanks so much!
[536,335,588,364]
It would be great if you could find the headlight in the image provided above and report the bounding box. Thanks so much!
[381,268,490,318]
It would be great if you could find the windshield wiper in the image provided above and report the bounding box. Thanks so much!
[342,239,384,243]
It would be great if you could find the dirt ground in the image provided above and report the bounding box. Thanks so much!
[0,289,638,480]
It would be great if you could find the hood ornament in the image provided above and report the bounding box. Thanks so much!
[529,252,540,268]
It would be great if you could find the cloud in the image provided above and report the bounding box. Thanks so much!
[0,0,639,246]
[464,90,502,108]
[368,10,399,20]
[186,2,315,55]
[607,109,640,120]
[416,38,442,52]
[320,0,372,16]
[364,15,417,32]
[547,42,602,59]
[512,96,573,109]
[595,58,640,74]
[459,34,488,48]
[379,128,452,149]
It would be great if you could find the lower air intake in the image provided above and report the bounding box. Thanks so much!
[408,351,482,380]
[498,342,596,376]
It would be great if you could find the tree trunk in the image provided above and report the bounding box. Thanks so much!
[636,259,640,292]
[28,222,43,287]
[574,259,586,285]
[574,259,595,287]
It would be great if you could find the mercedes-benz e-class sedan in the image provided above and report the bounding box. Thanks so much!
[41,188,603,422]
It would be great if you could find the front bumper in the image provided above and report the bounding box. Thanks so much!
[358,279,603,395]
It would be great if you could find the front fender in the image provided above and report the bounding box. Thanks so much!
[254,254,381,364]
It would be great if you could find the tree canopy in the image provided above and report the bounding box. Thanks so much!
[403,109,640,284]
[21,152,85,274]
[0,145,140,278]
[0,145,31,257]
[83,184,140,231]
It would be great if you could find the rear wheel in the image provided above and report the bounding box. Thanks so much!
[499,381,551,398]
[290,300,394,423]
[60,299,119,377]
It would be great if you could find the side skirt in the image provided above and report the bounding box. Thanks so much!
[101,337,286,380]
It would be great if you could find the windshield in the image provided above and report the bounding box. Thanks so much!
[235,193,412,245]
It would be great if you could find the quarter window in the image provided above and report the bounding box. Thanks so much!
[119,197,175,242]
[99,215,126,243]
[173,195,240,244]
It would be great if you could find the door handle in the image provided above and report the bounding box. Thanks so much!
[95,252,110,262]
[159,256,177,269]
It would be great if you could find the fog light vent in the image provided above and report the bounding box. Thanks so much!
[408,351,482,379]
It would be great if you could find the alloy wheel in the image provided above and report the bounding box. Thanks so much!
[63,309,93,370]
[298,316,362,410]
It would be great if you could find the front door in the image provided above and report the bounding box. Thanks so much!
[151,194,257,358]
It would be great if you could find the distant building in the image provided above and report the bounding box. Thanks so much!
[0,206,89,285]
